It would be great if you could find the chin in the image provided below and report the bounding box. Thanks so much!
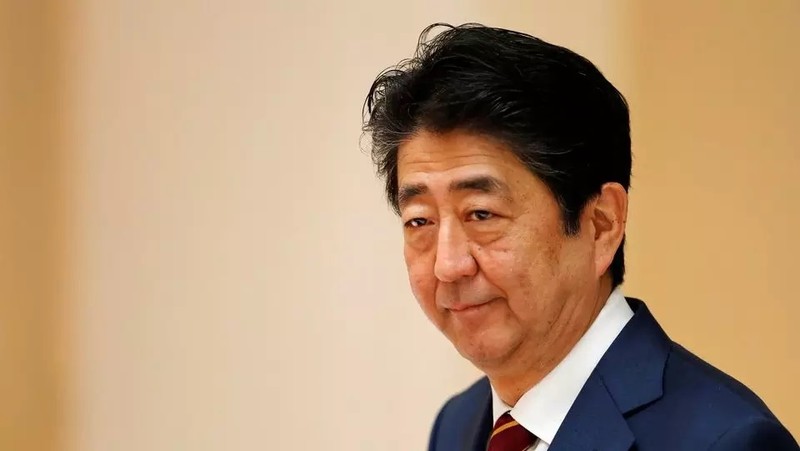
[451,330,519,368]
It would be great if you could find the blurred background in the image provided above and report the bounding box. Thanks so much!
[1,0,798,450]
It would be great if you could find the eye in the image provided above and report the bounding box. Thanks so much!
[404,218,429,228]
[468,210,494,221]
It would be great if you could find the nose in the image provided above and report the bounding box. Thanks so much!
[433,218,478,283]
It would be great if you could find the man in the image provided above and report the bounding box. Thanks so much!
[362,23,798,451]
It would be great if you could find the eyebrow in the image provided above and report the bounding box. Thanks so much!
[397,175,511,209]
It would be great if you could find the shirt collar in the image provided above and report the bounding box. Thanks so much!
[490,287,633,445]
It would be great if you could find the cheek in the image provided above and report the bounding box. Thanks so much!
[404,248,437,310]
[477,227,562,310]
[558,238,596,282]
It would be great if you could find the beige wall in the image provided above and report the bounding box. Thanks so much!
[2,1,797,450]
[0,2,64,450]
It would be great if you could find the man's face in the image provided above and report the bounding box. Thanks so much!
[397,130,599,370]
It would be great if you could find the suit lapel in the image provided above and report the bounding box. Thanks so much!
[548,377,634,451]
[549,299,672,451]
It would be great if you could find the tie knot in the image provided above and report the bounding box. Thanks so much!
[488,412,535,451]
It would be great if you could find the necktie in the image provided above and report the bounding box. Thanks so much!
[487,412,535,451]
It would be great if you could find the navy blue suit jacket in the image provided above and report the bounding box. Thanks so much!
[428,299,798,451]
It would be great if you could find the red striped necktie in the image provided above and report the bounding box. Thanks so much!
[487,412,536,451]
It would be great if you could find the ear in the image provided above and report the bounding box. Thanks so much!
[589,183,628,279]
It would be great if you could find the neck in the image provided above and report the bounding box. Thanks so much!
[487,277,614,406]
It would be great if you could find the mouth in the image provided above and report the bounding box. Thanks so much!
[446,297,500,313]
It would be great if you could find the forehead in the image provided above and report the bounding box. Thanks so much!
[397,130,526,182]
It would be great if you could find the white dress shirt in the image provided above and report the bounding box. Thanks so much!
[490,287,634,450]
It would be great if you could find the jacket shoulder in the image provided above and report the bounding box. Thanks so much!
[709,417,799,450]
[429,378,491,451]
[629,342,797,449]
[664,343,777,420]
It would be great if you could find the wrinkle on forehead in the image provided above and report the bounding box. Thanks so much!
[397,131,525,189]
[398,131,517,172]
[397,131,543,208]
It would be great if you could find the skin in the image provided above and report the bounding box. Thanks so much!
[396,129,628,405]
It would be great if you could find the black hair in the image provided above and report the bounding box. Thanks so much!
[363,23,631,287]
